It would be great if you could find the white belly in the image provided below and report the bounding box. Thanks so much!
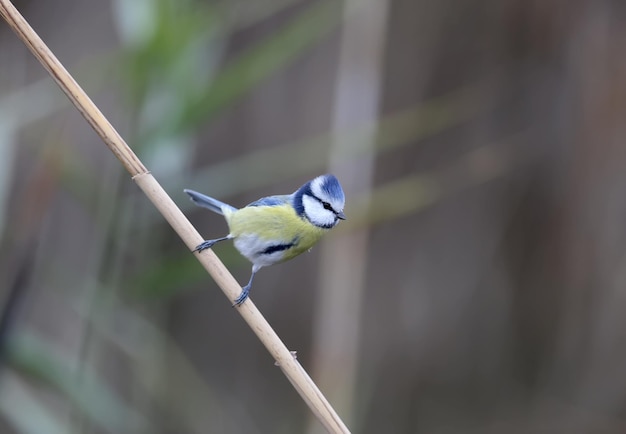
[233,233,288,268]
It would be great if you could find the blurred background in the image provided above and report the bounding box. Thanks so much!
[1,0,626,433]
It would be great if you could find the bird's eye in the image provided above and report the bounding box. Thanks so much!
[322,201,332,211]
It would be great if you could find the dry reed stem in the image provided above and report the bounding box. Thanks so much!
[0,1,350,432]
[307,1,388,431]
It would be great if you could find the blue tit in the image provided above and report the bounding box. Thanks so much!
[184,174,346,306]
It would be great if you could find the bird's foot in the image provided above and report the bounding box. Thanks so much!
[232,285,251,307]
[193,240,217,253]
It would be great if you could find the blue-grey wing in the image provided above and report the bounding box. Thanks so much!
[246,194,292,208]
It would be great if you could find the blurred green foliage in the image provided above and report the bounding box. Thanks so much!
[1,0,351,432]
[0,0,582,432]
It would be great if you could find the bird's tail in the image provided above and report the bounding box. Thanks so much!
[184,189,237,215]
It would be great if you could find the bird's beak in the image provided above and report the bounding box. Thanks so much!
[336,211,346,220]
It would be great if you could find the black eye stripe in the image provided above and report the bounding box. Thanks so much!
[310,194,339,216]
[309,194,322,205]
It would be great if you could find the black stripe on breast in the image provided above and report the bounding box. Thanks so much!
[261,237,299,255]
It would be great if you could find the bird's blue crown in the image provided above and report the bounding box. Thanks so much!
[293,174,345,227]
[315,174,345,203]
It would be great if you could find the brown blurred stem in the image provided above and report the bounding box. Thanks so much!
[0,1,350,432]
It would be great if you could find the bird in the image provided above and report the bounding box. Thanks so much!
[184,174,346,306]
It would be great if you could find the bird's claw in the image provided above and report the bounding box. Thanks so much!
[193,240,216,253]
[232,285,251,307]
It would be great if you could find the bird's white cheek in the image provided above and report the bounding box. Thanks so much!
[302,195,335,227]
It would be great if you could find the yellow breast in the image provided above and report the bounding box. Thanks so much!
[224,204,327,262]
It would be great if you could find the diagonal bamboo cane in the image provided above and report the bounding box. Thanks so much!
[0,1,350,432]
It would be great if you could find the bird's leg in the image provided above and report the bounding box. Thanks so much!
[193,235,231,253]
[232,265,260,307]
